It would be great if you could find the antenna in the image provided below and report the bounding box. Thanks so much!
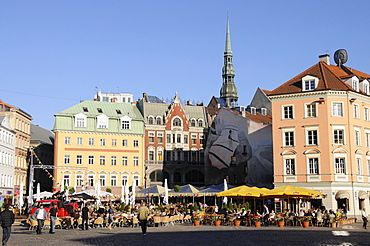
[334,49,348,66]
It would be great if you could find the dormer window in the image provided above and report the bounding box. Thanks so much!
[345,76,359,92]
[116,110,122,114]
[97,108,103,113]
[83,107,88,112]
[120,116,131,130]
[361,80,369,95]
[302,75,318,91]
[250,107,256,115]
[74,113,87,128]
[352,80,359,91]
[97,114,109,129]
[261,108,267,116]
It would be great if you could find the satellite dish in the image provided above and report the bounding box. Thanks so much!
[334,49,348,66]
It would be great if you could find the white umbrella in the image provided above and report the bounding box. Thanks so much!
[130,179,136,206]
[163,179,169,205]
[95,181,101,206]
[36,183,41,201]
[121,185,125,203]
[32,191,53,199]
[19,181,24,210]
[73,185,77,194]
[65,188,69,202]
[125,183,129,205]
[223,179,228,205]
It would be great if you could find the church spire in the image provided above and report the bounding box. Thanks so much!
[220,16,238,108]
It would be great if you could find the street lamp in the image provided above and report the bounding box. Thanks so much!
[24,146,34,207]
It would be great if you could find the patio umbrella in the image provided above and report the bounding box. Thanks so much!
[163,179,169,205]
[36,183,41,201]
[19,181,24,210]
[70,192,96,200]
[32,191,53,199]
[95,181,101,206]
[216,185,267,198]
[136,185,165,195]
[261,185,325,198]
[130,179,136,206]
[223,179,228,204]
[65,188,69,202]
[121,185,125,203]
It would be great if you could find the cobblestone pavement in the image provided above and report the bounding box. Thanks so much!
[3,222,370,246]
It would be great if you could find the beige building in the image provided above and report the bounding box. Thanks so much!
[267,51,370,217]
[53,100,145,195]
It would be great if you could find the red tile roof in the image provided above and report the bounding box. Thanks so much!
[267,61,370,96]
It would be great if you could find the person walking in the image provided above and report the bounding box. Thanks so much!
[34,204,47,234]
[0,204,15,246]
[361,208,368,229]
[138,202,149,235]
[107,205,115,230]
[81,203,90,230]
[48,204,58,234]
[263,204,269,226]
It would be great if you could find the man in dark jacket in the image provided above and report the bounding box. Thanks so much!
[0,204,15,246]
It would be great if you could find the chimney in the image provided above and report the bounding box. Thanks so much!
[319,54,330,65]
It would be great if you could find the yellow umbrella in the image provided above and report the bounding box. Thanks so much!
[261,185,325,198]
[216,185,267,198]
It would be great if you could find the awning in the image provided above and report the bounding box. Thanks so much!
[335,190,350,199]
[358,190,368,199]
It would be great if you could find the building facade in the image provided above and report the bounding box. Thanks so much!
[268,52,370,217]
[52,100,145,195]
[0,116,16,205]
[94,89,134,104]
[0,100,31,200]
[137,93,208,188]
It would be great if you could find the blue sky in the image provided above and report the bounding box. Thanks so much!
[1,1,370,130]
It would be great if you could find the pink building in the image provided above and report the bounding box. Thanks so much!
[267,51,370,217]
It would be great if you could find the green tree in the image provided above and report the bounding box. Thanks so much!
[193,202,199,211]
[174,185,181,192]
[69,187,75,194]
[106,188,112,193]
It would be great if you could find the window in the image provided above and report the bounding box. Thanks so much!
[111,156,117,166]
[158,150,163,161]
[261,108,267,116]
[283,106,293,119]
[333,129,344,145]
[149,150,154,161]
[332,103,343,117]
[304,80,316,91]
[121,116,131,130]
[122,139,128,147]
[366,131,370,148]
[156,117,162,125]
[63,175,70,186]
[285,159,295,175]
[65,137,71,145]
[184,135,188,144]
[112,139,117,147]
[100,138,106,146]
[167,134,171,143]
[191,119,196,127]
[284,131,294,147]
[76,174,83,186]
[100,156,105,165]
[364,82,370,94]
[64,155,70,165]
[122,176,128,186]
[133,175,139,186]
[111,175,117,186]
[116,110,121,114]
[198,120,203,127]
[308,158,319,174]
[75,114,86,128]
[368,159,370,175]
[352,80,359,91]
[335,157,346,174]
[307,130,318,145]
[306,104,317,118]
[99,175,106,186]
[177,134,181,143]
[133,140,139,147]
[76,155,82,165]
[365,107,370,121]
[77,137,82,145]
[97,115,108,129]
[148,117,154,124]
[88,155,94,165]
[88,138,94,146]
[83,107,88,112]
[97,108,103,113]
[88,175,94,187]
[354,104,360,119]
[148,132,155,143]
[133,157,139,166]
[355,129,361,146]
[173,118,181,126]
[157,132,163,143]
[121,156,128,166]
[192,134,197,145]
[357,158,362,175]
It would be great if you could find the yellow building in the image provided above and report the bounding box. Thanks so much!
[52,100,145,195]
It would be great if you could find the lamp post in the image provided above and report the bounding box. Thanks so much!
[26,147,34,207]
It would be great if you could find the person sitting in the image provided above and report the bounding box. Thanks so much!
[268,210,276,224]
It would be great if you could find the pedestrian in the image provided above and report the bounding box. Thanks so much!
[81,203,90,230]
[0,204,15,246]
[48,204,58,234]
[107,205,114,230]
[34,204,47,234]
[361,208,368,229]
[263,204,269,226]
[138,201,149,236]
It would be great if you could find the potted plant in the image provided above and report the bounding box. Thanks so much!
[252,216,261,227]
[234,218,241,227]
[277,217,285,227]
[192,216,201,226]
[302,216,310,228]
[213,216,221,226]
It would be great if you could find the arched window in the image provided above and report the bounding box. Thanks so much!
[173,118,181,126]
[191,119,196,127]
[148,116,154,125]
[149,170,163,182]
[198,119,203,127]
[156,117,162,125]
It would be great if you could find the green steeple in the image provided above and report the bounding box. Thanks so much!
[220,17,238,108]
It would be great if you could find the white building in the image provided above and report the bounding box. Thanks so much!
[94,89,134,103]
[0,115,16,206]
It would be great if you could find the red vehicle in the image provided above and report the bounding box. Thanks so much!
[30,200,79,217]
